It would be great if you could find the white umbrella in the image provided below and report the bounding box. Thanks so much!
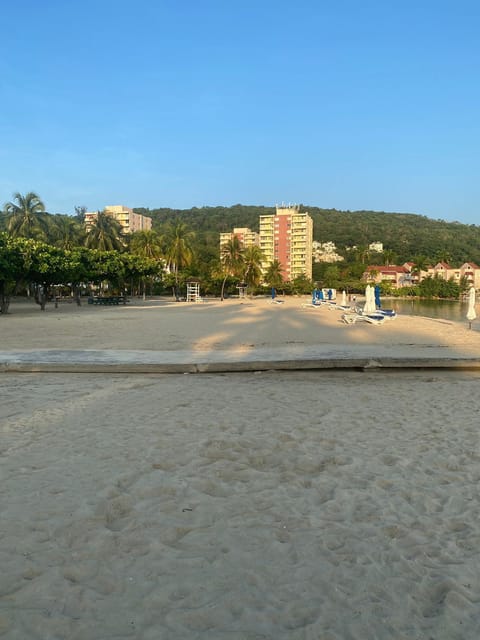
[341,290,347,306]
[466,286,476,329]
[363,285,376,314]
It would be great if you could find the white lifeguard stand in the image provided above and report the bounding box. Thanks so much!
[236,282,247,298]
[186,278,202,302]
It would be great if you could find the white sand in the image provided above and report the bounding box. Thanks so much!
[1,297,480,639]
[2,295,480,357]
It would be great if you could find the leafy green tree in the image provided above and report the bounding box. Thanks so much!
[85,211,124,251]
[290,273,313,295]
[3,192,48,239]
[435,250,452,265]
[120,253,161,297]
[418,274,461,299]
[220,237,244,300]
[84,249,126,295]
[0,234,25,313]
[19,238,73,310]
[323,265,341,287]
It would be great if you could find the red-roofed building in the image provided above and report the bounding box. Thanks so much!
[366,261,480,290]
[363,265,413,288]
[425,262,480,289]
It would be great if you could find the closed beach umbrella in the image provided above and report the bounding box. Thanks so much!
[363,285,376,314]
[467,286,476,329]
[341,290,347,306]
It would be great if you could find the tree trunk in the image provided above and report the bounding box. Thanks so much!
[0,282,10,314]
[74,285,82,306]
[220,275,228,301]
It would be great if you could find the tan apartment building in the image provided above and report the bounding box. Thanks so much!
[425,262,480,289]
[259,205,313,281]
[219,227,259,251]
[364,261,480,289]
[85,205,152,234]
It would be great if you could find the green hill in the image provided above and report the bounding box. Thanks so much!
[133,204,480,265]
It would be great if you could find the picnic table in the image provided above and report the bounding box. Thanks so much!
[87,296,128,306]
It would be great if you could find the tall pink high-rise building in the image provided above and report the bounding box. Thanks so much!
[259,205,313,281]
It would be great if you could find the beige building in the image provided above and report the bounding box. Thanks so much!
[425,262,480,289]
[364,261,480,290]
[219,227,259,251]
[85,205,152,234]
[259,205,313,281]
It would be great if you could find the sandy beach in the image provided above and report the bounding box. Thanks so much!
[2,294,480,357]
[1,296,480,639]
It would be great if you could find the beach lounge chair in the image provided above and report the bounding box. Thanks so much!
[342,312,386,325]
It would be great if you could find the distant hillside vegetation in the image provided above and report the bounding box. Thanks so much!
[134,204,480,265]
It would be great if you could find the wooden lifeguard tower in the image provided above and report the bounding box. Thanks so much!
[186,278,202,302]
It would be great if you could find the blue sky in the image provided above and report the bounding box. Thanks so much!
[1,0,479,223]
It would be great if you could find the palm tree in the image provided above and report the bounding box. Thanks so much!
[411,255,431,285]
[382,249,397,267]
[162,222,195,295]
[129,230,164,260]
[129,230,164,298]
[220,237,244,300]
[4,191,47,239]
[85,211,124,251]
[48,215,85,249]
[243,245,264,293]
[264,259,284,289]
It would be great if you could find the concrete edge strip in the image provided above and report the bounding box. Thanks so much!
[1,358,480,374]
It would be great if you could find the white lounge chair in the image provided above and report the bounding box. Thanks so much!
[342,312,386,325]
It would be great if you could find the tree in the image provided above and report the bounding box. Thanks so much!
[243,245,264,293]
[120,253,161,298]
[74,205,87,223]
[323,265,340,287]
[129,230,164,298]
[264,259,283,289]
[162,222,195,296]
[85,211,124,251]
[0,234,24,313]
[4,192,47,239]
[220,237,244,300]
[411,255,431,284]
[47,215,85,249]
[382,249,397,266]
[435,250,452,265]
[129,230,163,260]
[19,238,73,310]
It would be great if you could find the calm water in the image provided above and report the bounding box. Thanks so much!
[383,298,479,330]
